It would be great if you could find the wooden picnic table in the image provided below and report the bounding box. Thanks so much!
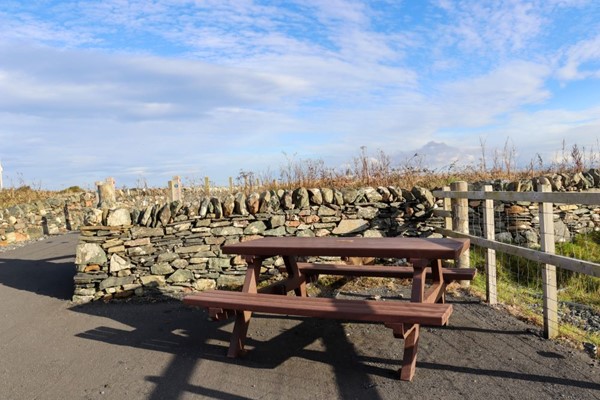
[184,236,472,381]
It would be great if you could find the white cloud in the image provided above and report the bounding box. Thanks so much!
[557,34,600,80]
[0,1,599,188]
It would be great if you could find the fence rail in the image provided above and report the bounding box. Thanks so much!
[433,182,600,339]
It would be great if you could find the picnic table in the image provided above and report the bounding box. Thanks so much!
[184,236,472,381]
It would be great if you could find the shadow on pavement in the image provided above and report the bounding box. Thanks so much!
[70,301,389,400]
[0,237,76,300]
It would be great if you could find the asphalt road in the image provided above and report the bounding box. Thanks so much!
[0,234,599,400]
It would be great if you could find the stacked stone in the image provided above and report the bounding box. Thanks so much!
[0,192,91,245]
[73,185,440,303]
[467,200,598,247]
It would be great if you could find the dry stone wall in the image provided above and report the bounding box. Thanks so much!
[73,186,439,303]
[0,192,94,245]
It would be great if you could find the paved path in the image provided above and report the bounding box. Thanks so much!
[0,234,599,400]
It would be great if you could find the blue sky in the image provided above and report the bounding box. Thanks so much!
[1,0,599,190]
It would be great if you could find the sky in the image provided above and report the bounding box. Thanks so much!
[1,0,600,190]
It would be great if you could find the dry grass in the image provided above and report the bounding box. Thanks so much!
[0,186,83,209]
[235,140,599,193]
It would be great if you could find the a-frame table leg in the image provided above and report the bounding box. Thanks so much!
[227,256,263,358]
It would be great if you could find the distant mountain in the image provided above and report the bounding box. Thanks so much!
[392,141,478,170]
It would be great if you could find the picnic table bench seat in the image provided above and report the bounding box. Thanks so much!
[184,290,453,326]
[291,262,477,283]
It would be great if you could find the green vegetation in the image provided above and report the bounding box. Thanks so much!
[469,233,600,352]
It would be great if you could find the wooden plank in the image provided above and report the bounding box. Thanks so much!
[432,209,452,218]
[432,190,600,205]
[482,185,497,305]
[435,228,600,278]
[451,181,470,277]
[283,255,307,297]
[442,185,452,230]
[227,256,262,357]
[184,291,453,326]
[539,184,558,339]
[294,263,476,282]
[223,237,470,260]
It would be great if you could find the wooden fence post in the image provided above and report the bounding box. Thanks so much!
[204,177,210,194]
[482,185,497,304]
[229,177,234,193]
[450,181,470,285]
[442,185,452,230]
[539,183,558,339]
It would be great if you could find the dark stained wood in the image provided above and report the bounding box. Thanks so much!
[400,325,420,381]
[227,256,262,358]
[295,263,477,282]
[222,237,470,259]
[184,291,453,326]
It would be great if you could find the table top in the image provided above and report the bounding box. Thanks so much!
[222,236,469,259]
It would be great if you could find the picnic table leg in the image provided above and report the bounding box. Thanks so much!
[283,256,307,297]
[431,259,446,304]
[227,256,262,358]
[398,260,427,381]
[399,324,420,381]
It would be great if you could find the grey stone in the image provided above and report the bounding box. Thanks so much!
[139,206,154,227]
[217,275,244,288]
[127,245,154,256]
[246,192,260,214]
[364,187,383,202]
[209,257,232,269]
[140,275,166,287]
[308,188,323,205]
[151,262,175,275]
[332,219,369,235]
[212,226,243,236]
[157,204,172,226]
[296,229,315,237]
[263,226,287,236]
[198,197,210,218]
[496,232,513,243]
[131,227,164,238]
[106,208,131,226]
[75,243,108,266]
[363,229,385,238]
[211,197,223,218]
[171,259,189,269]
[320,188,334,204]
[176,244,210,253]
[167,269,194,283]
[259,191,271,213]
[193,279,217,291]
[317,206,337,216]
[357,207,378,219]
[156,253,179,263]
[244,221,267,234]
[109,254,131,273]
[341,188,359,204]
[554,219,571,242]
[268,192,281,211]
[411,186,435,208]
[99,276,135,290]
[269,215,285,228]
[281,191,294,210]
[222,194,235,216]
[293,188,310,208]
[234,193,249,215]
[377,186,392,202]
[73,272,108,284]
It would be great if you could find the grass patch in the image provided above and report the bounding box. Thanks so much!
[470,242,600,355]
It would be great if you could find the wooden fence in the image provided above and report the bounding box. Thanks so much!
[433,182,600,339]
